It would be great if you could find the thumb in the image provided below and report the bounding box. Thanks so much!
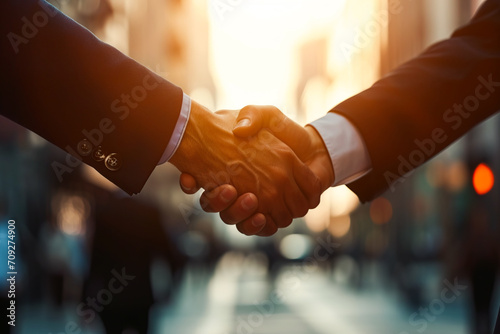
[233,105,310,159]
[233,105,276,137]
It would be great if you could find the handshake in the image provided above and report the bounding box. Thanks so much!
[169,101,335,237]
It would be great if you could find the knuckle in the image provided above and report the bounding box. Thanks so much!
[241,105,258,119]
[220,210,238,225]
[270,105,280,114]
[273,212,292,228]
[287,191,309,218]
[310,194,321,209]
[280,218,293,228]
[199,196,215,212]
[281,149,294,160]
[241,105,255,113]
[264,188,279,201]
[308,179,322,208]
[295,205,308,218]
[313,175,322,190]
[258,224,278,237]
[236,222,257,236]
[257,129,272,143]
[272,167,290,185]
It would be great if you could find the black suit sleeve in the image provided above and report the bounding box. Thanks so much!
[331,0,500,202]
[0,0,184,194]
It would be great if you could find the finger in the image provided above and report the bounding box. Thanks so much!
[256,216,279,237]
[283,181,310,219]
[236,213,269,236]
[199,185,238,212]
[232,105,278,137]
[292,158,322,209]
[233,106,311,159]
[180,173,200,194]
[269,205,293,230]
[219,193,259,225]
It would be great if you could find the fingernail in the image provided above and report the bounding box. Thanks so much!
[252,215,266,227]
[241,194,257,211]
[234,118,251,130]
[220,187,234,203]
[181,184,193,192]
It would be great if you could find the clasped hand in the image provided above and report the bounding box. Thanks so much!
[170,102,333,236]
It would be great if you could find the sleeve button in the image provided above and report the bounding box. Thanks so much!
[77,139,93,156]
[105,153,122,171]
[92,146,106,162]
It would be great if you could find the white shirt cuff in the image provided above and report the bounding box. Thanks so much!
[158,93,192,165]
[309,113,372,186]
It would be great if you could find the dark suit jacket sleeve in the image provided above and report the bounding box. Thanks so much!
[330,0,500,203]
[0,0,184,195]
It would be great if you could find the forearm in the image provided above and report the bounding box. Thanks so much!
[331,0,500,201]
[0,0,184,194]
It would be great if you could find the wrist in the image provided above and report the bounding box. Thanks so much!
[170,100,209,170]
[169,102,246,191]
[305,125,335,191]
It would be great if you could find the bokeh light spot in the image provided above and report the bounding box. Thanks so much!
[473,163,494,195]
[279,234,313,260]
[446,161,468,193]
[328,215,351,238]
[369,197,393,225]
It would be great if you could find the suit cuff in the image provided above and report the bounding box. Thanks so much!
[309,112,372,186]
[158,93,191,164]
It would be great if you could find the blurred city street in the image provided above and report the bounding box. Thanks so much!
[152,261,472,334]
[15,255,489,334]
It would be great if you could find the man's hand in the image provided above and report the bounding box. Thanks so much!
[179,105,334,232]
[232,106,335,191]
[170,102,321,236]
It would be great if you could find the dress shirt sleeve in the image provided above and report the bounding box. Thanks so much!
[158,93,192,165]
[309,112,372,186]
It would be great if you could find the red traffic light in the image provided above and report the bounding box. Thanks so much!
[472,163,494,195]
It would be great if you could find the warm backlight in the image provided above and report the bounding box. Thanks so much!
[473,163,494,195]
[370,197,393,225]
